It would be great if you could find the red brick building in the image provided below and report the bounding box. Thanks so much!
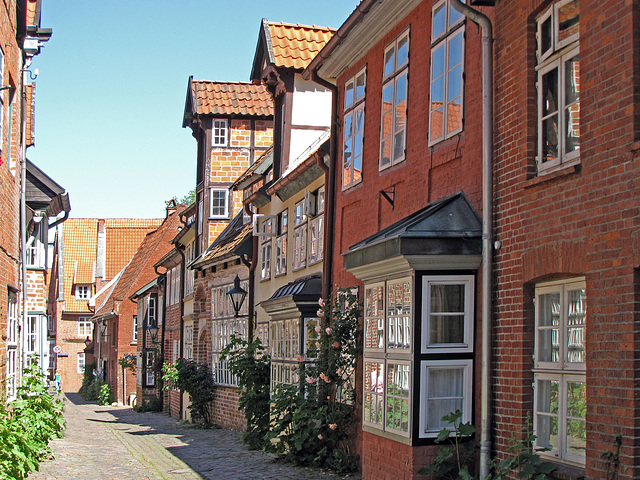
[49,217,160,393]
[306,1,492,477]
[92,206,184,405]
[491,0,639,478]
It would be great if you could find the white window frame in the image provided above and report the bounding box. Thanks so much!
[269,318,301,391]
[78,317,93,337]
[343,67,366,189]
[212,118,228,146]
[75,284,90,300]
[380,29,410,171]
[275,210,287,277]
[418,359,473,438]
[6,290,17,400]
[77,352,86,374]
[184,241,195,297]
[293,200,307,271]
[429,0,465,145]
[308,186,325,266]
[209,187,230,219]
[536,0,580,173]
[147,294,157,326]
[421,275,474,353]
[259,217,273,281]
[145,349,155,386]
[25,314,38,354]
[26,220,46,268]
[132,315,138,343]
[533,277,586,465]
[184,323,194,360]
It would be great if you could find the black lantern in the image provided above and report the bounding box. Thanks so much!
[227,275,247,317]
[147,323,159,344]
[84,336,91,348]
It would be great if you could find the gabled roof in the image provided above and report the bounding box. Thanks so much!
[93,208,187,319]
[251,19,335,79]
[183,78,273,127]
[61,218,161,313]
[192,212,252,270]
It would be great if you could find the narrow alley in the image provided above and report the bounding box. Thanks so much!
[28,394,360,480]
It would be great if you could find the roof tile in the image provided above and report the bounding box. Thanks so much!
[267,22,335,70]
[192,81,273,117]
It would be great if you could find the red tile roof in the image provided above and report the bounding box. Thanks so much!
[266,22,335,71]
[104,219,162,280]
[191,80,273,117]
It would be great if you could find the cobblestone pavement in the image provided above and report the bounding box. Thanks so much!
[28,393,361,480]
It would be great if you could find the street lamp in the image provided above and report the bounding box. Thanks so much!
[147,323,159,345]
[84,336,91,348]
[227,275,247,317]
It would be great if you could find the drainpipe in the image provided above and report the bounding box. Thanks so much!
[449,1,493,478]
[20,57,30,374]
[243,203,257,339]
[308,71,337,300]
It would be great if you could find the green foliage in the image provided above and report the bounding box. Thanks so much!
[165,188,196,207]
[97,383,112,406]
[601,434,622,480]
[419,410,477,480]
[0,358,65,480]
[161,359,215,424]
[490,414,556,480]
[118,354,136,374]
[221,335,271,450]
[79,367,108,404]
[265,289,362,474]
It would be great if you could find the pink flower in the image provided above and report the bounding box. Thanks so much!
[317,309,324,317]
[314,325,322,334]
[296,354,304,362]
[306,377,317,384]
[318,298,325,307]
[290,365,296,371]
[315,341,321,348]
[325,327,332,335]
[319,373,331,383]
[318,434,323,440]
[329,423,337,430]
[331,341,340,348]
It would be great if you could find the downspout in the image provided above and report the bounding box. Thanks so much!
[20,58,31,374]
[244,203,257,339]
[449,2,493,478]
[175,246,185,359]
[309,71,337,300]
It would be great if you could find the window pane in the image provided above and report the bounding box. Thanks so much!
[427,367,464,430]
[364,362,384,425]
[430,315,464,344]
[537,292,560,363]
[564,54,580,155]
[557,0,579,45]
[542,68,558,117]
[431,284,464,313]
[448,31,463,69]
[567,287,586,363]
[540,15,552,55]
[433,3,446,37]
[384,46,395,77]
[536,379,559,452]
[397,35,409,68]
[355,71,366,100]
[449,1,464,26]
[345,80,354,108]
[344,112,353,140]
[386,363,410,433]
[431,45,445,86]
[542,116,559,163]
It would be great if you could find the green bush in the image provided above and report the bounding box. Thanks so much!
[97,383,112,406]
[133,397,163,413]
[0,358,65,479]
[162,359,215,424]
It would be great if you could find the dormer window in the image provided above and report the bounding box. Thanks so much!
[75,284,91,300]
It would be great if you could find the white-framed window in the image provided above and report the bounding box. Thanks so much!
[537,0,580,173]
[308,186,325,266]
[209,187,230,219]
[6,290,17,400]
[363,277,412,436]
[75,284,90,300]
[293,200,307,271]
[77,352,86,374]
[422,275,474,353]
[47,314,54,332]
[78,317,93,337]
[429,0,465,145]
[25,315,38,354]
[132,315,138,343]
[343,67,366,188]
[303,317,320,361]
[533,277,586,464]
[26,220,46,268]
[260,217,272,280]
[145,349,155,386]
[184,324,194,360]
[380,30,409,170]
[212,118,228,146]
[170,266,181,305]
[270,318,301,390]
[184,241,195,297]
[211,282,249,386]
[275,210,287,277]
[147,294,157,327]
[419,359,473,437]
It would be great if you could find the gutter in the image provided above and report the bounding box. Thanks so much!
[449,1,493,478]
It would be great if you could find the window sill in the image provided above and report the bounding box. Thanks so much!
[525,163,580,189]
[362,424,412,445]
[547,461,585,480]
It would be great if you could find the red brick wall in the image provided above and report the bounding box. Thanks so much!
[493,0,640,478]
[212,386,246,431]
[56,312,92,392]
[330,2,491,477]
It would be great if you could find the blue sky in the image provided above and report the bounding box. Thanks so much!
[29,1,357,219]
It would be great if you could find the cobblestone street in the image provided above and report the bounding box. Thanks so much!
[28,394,361,480]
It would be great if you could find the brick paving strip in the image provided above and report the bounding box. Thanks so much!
[28,393,361,480]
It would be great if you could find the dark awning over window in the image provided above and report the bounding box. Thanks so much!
[260,274,322,320]
[343,192,482,281]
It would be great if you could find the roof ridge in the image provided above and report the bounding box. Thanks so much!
[192,79,264,86]
[267,20,336,32]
